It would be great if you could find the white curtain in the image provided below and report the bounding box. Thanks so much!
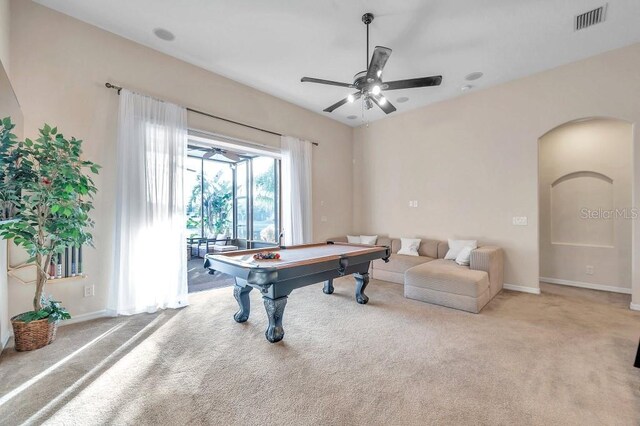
[281,136,313,245]
[108,90,188,315]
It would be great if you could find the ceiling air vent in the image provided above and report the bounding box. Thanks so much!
[575,5,607,31]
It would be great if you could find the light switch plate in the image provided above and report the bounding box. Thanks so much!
[320,216,328,223]
[512,216,528,226]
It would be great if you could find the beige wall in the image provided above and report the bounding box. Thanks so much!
[353,43,640,305]
[8,0,354,318]
[0,0,9,73]
[539,119,632,291]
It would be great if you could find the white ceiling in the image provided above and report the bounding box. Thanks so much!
[35,0,640,126]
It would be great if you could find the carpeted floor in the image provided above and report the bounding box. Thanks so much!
[0,280,638,425]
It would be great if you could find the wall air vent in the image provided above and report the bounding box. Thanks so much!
[575,5,607,31]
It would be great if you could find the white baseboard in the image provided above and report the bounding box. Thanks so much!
[540,277,631,295]
[60,310,109,327]
[503,283,541,294]
[630,302,640,312]
[1,334,10,350]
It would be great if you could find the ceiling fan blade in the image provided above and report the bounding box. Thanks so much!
[221,151,241,162]
[382,76,442,91]
[366,46,392,83]
[203,151,215,159]
[371,94,396,114]
[301,77,354,88]
[323,92,361,113]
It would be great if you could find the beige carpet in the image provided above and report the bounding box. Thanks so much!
[0,279,638,425]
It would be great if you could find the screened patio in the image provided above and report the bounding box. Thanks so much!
[185,139,281,292]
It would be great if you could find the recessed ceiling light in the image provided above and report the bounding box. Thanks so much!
[347,115,358,120]
[461,84,473,92]
[153,28,175,41]
[396,97,409,103]
[465,72,483,81]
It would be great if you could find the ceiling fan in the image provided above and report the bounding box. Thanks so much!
[189,146,242,162]
[301,12,442,115]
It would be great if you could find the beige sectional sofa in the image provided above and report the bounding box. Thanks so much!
[329,236,504,313]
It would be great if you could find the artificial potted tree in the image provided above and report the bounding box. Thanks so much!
[0,117,100,351]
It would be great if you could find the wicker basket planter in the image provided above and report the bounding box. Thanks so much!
[10,314,58,351]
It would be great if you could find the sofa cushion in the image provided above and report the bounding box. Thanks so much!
[397,238,421,256]
[417,239,439,258]
[405,259,490,298]
[437,241,449,259]
[373,254,434,274]
[377,236,392,248]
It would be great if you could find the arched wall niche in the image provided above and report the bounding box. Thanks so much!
[538,117,633,292]
[550,171,614,247]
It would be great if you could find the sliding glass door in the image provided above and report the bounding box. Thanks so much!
[185,156,203,239]
[186,151,280,245]
[235,160,248,240]
[202,160,233,237]
[185,157,234,239]
[252,157,278,243]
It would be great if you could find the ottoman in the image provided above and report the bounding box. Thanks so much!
[404,259,492,313]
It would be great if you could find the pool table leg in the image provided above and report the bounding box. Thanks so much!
[354,272,370,304]
[323,279,334,294]
[263,296,287,343]
[233,282,253,323]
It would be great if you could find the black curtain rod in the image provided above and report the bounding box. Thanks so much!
[105,83,318,146]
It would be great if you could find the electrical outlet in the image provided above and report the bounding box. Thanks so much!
[512,216,528,226]
[84,285,95,297]
[320,216,328,223]
[586,265,594,275]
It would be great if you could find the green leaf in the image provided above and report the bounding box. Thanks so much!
[51,204,61,214]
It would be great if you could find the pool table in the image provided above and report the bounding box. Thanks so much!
[204,242,391,342]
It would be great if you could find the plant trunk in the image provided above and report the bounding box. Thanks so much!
[33,253,47,311]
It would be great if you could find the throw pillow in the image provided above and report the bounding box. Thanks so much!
[455,246,474,266]
[347,235,361,244]
[360,235,378,245]
[444,239,477,260]
[397,238,421,256]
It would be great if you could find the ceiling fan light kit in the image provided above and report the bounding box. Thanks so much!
[301,12,442,116]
